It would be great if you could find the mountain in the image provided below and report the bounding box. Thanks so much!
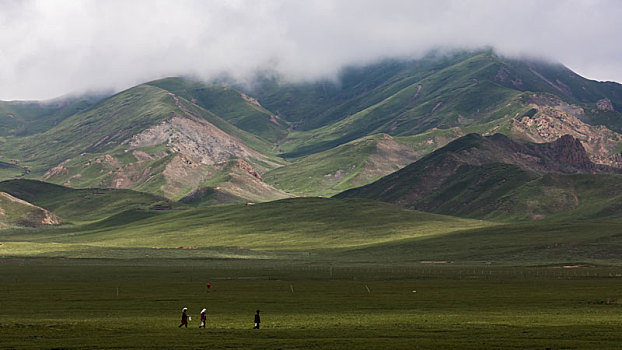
[1,50,622,202]
[147,77,289,144]
[336,133,622,221]
[0,84,289,201]
[250,51,622,163]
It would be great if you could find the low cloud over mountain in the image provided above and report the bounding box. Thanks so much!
[1,0,621,100]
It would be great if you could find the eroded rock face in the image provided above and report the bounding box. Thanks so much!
[230,158,262,180]
[512,95,622,167]
[597,98,614,112]
[128,115,267,166]
[542,135,596,173]
[365,134,420,181]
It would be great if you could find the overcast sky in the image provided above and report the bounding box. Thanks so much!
[1,0,621,100]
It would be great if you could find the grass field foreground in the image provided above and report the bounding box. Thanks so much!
[0,260,621,349]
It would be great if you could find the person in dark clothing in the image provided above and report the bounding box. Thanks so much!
[253,309,260,329]
[179,307,189,328]
[199,308,207,328]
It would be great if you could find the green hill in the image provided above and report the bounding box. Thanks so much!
[253,51,622,158]
[0,179,174,224]
[0,84,287,202]
[0,179,621,265]
[336,219,622,265]
[336,133,622,221]
[0,94,105,137]
[147,78,289,143]
[0,191,60,228]
[264,134,419,196]
[1,50,622,205]
[0,192,493,258]
[0,182,620,265]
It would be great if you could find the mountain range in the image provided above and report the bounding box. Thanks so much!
[1,50,622,219]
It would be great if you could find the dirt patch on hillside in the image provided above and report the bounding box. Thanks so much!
[108,162,154,189]
[240,92,263,108]
[363,134,420,181]
[43,165,69,180]
[159,154,214,196]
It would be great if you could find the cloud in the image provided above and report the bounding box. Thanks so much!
[1,0,621,100]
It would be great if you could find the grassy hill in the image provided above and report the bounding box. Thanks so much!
[2,85,178,172]
[0,179,173,224]
[0,183,493,258]
[253,51,622,158]
[263,134,419,196]
[0,179,621,266]
[1,189,621,265]
[0,84,288,202]
[0,94,105,137]
[147,78,289,144]
[336,133,622,221]
[0,191,59,228]
[337,219,622,265]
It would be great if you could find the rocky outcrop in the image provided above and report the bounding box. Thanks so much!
[335,133,622,219]
[230,158,262,180]
[512,94,622,167]
[128,115,268,166]
[542,135,595,172]
[597,98,614,112]
[463,133,614,175]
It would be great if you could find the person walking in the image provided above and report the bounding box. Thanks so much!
[199,308,207,328]
[178,307,189,328]
[253,309,260,329]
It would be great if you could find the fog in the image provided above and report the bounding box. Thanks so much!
[1,0,621,100]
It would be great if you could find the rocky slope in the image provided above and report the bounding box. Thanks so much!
[335,133,622,220]
[4,84,288,201]
[510,94,622,167]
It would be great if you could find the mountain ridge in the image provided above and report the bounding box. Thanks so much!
[335,133,622,221]
[1,50,622,203]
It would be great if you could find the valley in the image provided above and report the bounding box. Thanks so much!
[1,50,622,349]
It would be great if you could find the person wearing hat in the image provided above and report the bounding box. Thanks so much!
[178,307,189,328]
[199,308,207,328]
[253,309,260,329]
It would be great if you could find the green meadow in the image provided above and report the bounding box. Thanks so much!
[1,181,621,348]
[1,260,621,349]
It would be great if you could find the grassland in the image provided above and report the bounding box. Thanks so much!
[0,260,621,349]
[0,196,492,259]
[0,179,173,224]
[2,48,622,347]
[1,180,621,348]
